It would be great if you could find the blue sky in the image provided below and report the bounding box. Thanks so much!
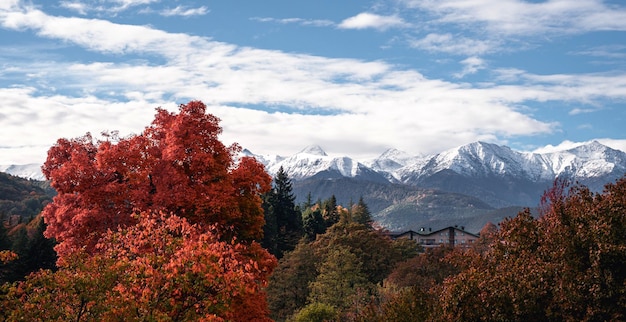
[1,0,626,164]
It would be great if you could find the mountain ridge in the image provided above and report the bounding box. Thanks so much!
[260,140,626,208]
[4,141,625,233]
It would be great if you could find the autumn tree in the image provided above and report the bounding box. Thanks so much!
[1,211,276,321]
[262,166,303,258]
[266,240,319,321]
[439,177,626,321]
[9,101,278,320]
[41,100,271,260]
[313,222,417,286]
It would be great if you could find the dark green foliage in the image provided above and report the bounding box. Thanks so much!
[314,222,417,285]
[322,195,339,227]
[308,246,370,310]
[302,207,326,240]
[261,200,278,255]
[1,215,57,283]
[0,173,57,284]
[351,196,372,226]
[24,216,57,273]
[0,215,9,251]
[266,212,419,320]
[267,240,319,321]
[262,167,303,258]
[0,172,54,222]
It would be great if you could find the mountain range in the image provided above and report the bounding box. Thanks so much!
[3,141,625,233]
[249,141,626,232]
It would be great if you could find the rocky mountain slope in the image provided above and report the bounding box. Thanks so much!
[258,141,626,208]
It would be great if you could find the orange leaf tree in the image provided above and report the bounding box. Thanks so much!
[1,211,276,321]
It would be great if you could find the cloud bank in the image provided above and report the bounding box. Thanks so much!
[0,1,625,164]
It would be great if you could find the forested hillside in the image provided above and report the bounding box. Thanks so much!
[0,172,56,284]
[0,172,54,224]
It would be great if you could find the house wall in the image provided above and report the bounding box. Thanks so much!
[390,227,479,248]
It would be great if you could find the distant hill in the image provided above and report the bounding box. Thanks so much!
[291,177,509,234]
[0,172,54,225]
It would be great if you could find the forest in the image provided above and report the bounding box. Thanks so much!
[1,101,626,321]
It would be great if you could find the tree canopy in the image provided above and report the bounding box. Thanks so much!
[42,100,271,261]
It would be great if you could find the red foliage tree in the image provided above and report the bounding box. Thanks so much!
[42,101,271,261]
[4,101,278,320]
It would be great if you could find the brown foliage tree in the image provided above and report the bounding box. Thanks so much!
[439,177,626,321]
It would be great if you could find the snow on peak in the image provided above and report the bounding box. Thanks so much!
[365,148,422,177]
[0,164,46,181]
[565,140,610,158]
[379,148,416,163]
[427,141,522,177]
[299,145,327,156]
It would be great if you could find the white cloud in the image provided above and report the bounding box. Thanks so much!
[0,7,202,55]
[569,108,597,115]
[410,33,497,55]
[454,56,486,78]
[59,1,88,15]
[105,0,159,11]
[402,0,626,36]
[532,139,626,154]
[0,4,625,163]
[0,0,20,11]
[251,17,334,27]
[56,0,160,15]
[338,12,409,31]
[160,6,209,17]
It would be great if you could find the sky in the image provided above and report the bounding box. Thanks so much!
[1,0,626,165]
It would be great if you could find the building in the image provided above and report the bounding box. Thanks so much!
[389,226,480,248]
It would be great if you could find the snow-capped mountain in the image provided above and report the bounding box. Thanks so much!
[247,141,626,208]
[363,148,424,182]
[395,140,626,184]
[0,164,45,181]
[3,141,625,208]
[265,145,389,183]
[244,141,626,188]
[391,141,626,207]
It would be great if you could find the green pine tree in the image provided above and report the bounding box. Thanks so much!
[322,195,339,227]
[351,196,373,226]
[262,166,304,258]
